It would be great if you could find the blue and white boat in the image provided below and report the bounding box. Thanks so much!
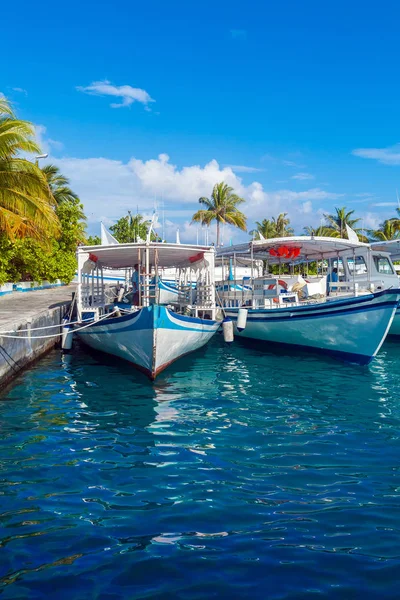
[217,237,400,365]
[370,240,400,337]
[74,242,221,379]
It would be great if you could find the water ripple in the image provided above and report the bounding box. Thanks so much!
[1,338,400,598]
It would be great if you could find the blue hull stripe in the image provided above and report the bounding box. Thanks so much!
[228,288,400,316]
[79,306,218,335]
[229,301,398,323]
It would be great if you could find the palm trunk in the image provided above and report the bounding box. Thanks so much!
[216,220,220,247]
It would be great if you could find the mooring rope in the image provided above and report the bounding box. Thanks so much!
[0,309,120,340]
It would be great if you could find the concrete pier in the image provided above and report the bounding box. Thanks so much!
[0,285,75,390]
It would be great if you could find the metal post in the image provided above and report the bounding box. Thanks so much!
[250,242,254,307]
[234,252,237,307]
[138,248,142,307]
[145,245,150,307]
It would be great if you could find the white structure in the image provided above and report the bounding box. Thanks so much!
[369,240,400,335]
[216,237,400,365]
[74,242,221,379]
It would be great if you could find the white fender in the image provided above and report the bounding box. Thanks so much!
[222,317,234,344]
[237,308,248,332]
[61,322,74,351]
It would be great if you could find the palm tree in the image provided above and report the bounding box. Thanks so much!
[272,212,294,237]
[0,97,59,241]
[324,206,362,238]
[110,211,159,243]
[303,225,335,236]
[250,218,276,239]
[368,219,400,242]
[192,182,246,246]
[42,164,78,204]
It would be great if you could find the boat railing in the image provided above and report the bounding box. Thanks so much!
[196,282,214,307]
[215,278,253,307]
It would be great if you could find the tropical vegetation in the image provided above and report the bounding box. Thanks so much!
[0,96,85,285]
[192,182,247,246]
[250,213,294,239]
[0,97,59,242]
[367,219,400,241]
[110,211,161,243]
[42,164,79,205]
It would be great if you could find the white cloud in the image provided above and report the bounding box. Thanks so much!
[224,164,264,173]
[76,80,155,109]
[32,128,345,241]
[371,202,398,207]
[300,201,313,214]
[362,213,381,230]
[12,87,27,95]
[34,125,63,155]
[352,145,400,165]
[282,159,306,168]
[291,172,315,180]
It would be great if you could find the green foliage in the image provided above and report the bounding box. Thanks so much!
[367,219,400,242]
[110,212,160,242]
[42,164,78,204]
[192,182,247,246]
[0,96,60,241]
[251,214,294,239]
[2,194,85,284]
[323,206,368,241]
[86,235,101,245]
[0,236,14,285]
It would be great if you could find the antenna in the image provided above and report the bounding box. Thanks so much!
[161,193,165,242]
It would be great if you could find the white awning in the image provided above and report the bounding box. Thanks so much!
[216,236,370,263]
[78,242,213,269]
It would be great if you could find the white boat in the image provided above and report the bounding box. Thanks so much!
[216,237,400,365]
[370,240,400,336]
[74,242,221,379]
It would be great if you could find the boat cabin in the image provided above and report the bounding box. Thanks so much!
[216,236,398,308]
[76,242,218,322]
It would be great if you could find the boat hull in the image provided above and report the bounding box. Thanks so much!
[76,305,220,379]
[388,307,400,336]
[225,290,400,365]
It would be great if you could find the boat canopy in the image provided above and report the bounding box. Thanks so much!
[216,236,370,264]
[78,242,213,269]
[371,240,400,261]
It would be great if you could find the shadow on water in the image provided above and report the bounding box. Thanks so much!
[1,336,400,597]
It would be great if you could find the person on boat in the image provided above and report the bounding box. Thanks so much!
[327,267,338,295]
[132,264,143,305]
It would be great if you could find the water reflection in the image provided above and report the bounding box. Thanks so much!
[1,338,400,597]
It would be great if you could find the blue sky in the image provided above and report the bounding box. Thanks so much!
[2,0,400,242]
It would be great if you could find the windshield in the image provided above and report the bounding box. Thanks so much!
[373,256,394,275]
[347,256,368,276]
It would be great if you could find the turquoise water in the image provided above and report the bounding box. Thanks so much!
[1,339,400,599]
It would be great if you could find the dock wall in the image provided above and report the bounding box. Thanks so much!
[0,302,69,390]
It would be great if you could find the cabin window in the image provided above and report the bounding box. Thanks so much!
[373,256,394,275]
[347,256,367,275]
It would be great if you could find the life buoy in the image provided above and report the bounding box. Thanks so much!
[268,280,287,290]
